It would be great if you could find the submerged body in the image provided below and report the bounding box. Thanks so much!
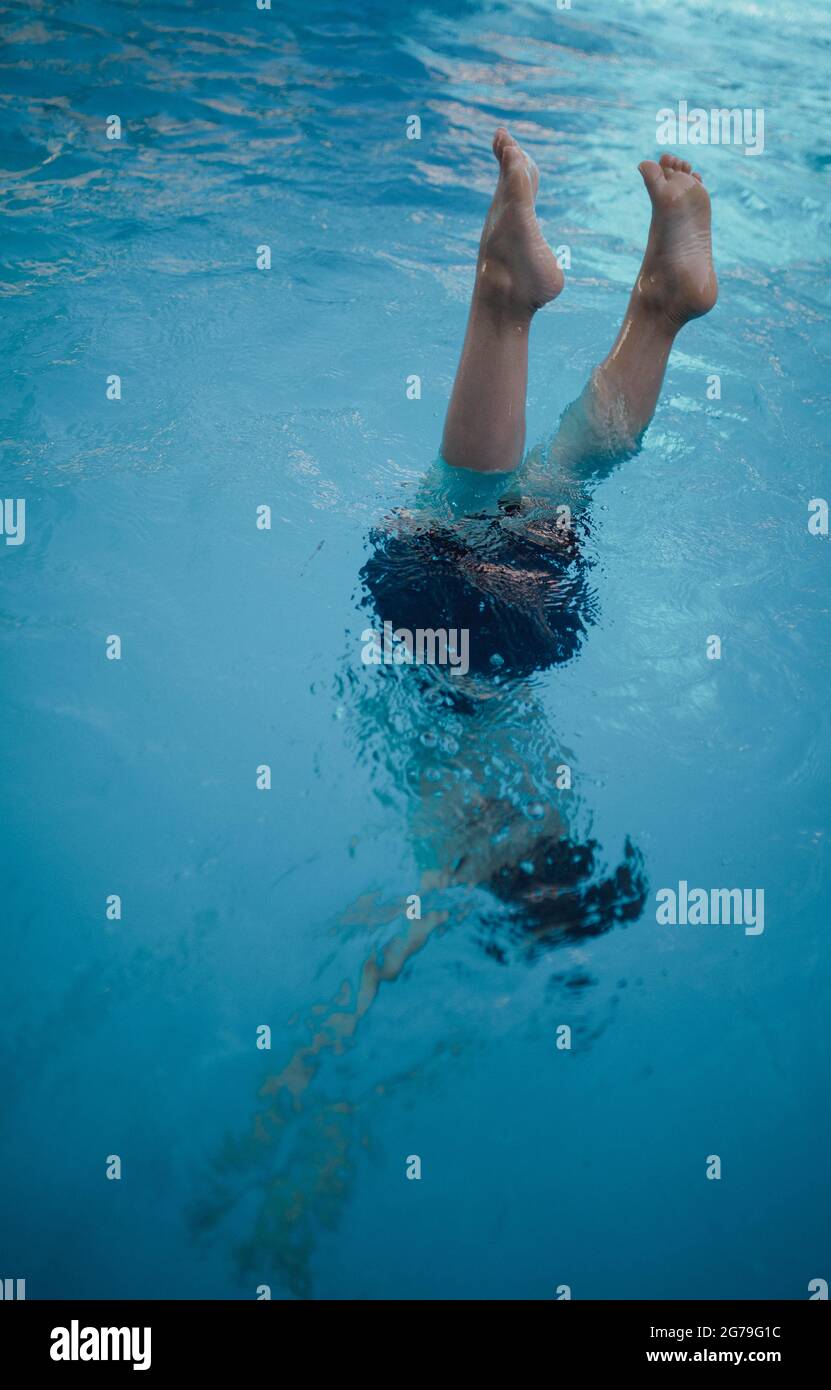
[214,125,720,1297]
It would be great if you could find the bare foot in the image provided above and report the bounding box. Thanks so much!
[476,127,564,318]
[636,153,718,330]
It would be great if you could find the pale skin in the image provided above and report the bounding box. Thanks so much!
[441,129,718,475]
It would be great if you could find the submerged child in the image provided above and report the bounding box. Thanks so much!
[218,134,720,1293]
[360,129,717,946]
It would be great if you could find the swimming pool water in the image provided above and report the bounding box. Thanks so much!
[1,0,830,1300]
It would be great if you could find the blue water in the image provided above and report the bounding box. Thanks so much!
[1,0,830,1301]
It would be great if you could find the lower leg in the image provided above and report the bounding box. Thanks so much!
[441,129,563,474]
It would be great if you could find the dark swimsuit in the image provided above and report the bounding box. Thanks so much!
[360,498,594,682]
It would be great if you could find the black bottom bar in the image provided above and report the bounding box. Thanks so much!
[1,1299,826,1375]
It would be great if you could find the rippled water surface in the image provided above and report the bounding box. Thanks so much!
[1,0,830,1299]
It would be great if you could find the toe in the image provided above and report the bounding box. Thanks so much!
[680,159,692,173]
[501,141,525,176]
[493,127,518,163]
[525,153,540,198]
[493,127,507,160]
[692,170,703,183]
[638,159,665,198]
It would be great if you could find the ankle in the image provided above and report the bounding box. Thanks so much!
[629,280,683,338]
[475,263,535,329]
